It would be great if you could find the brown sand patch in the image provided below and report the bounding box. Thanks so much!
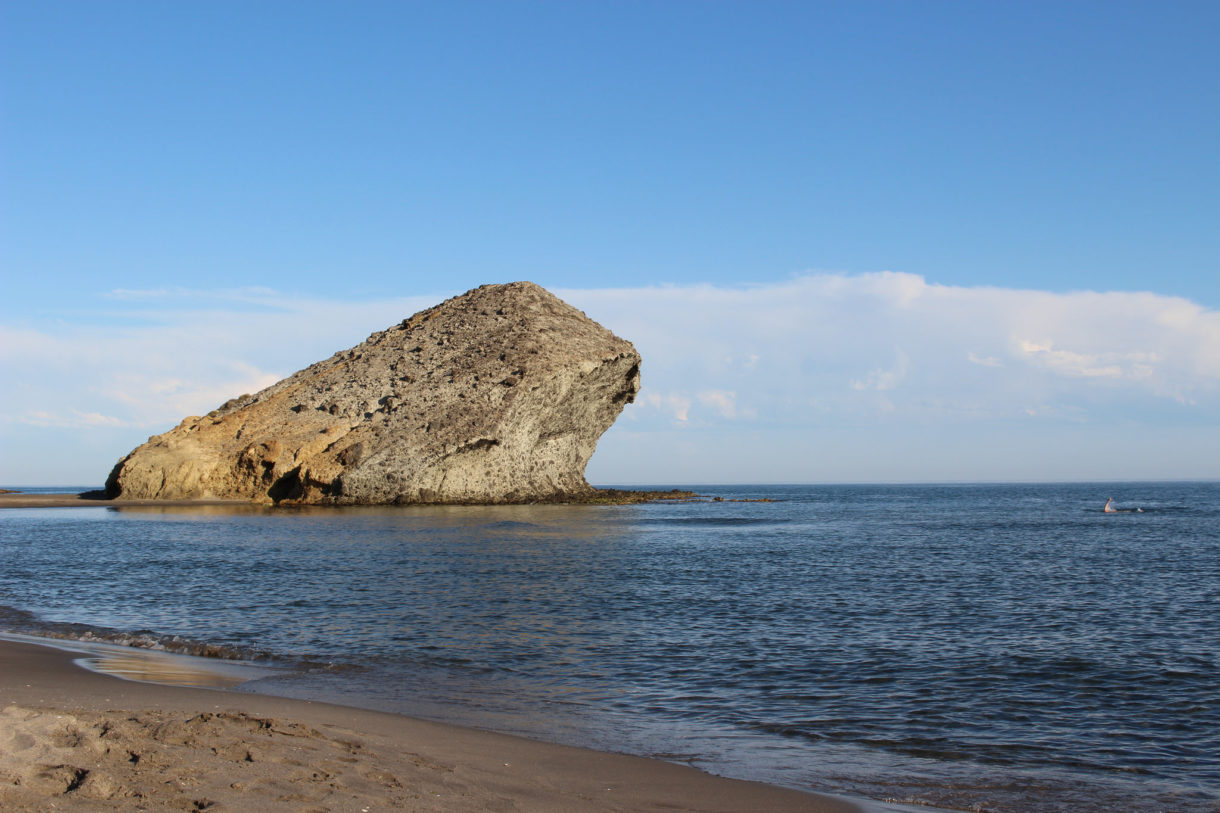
[0,638,861,812]
[0,706,416,811]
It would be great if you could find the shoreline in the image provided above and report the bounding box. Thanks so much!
[0,637,863,812]
[0,492,254,509]
[0,489,700,509]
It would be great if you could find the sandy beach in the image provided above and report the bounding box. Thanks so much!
[0,639,861,812]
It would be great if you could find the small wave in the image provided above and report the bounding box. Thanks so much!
[642,517,792,527]
[1096,504,1194,514]
[480,521,541,531]
[290,659,371,675]
[0,603,272,662]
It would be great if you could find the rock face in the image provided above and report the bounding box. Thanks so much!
[106,282,640,504]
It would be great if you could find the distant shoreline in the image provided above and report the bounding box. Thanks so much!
[0,491,250,509]
[0,488,700,509]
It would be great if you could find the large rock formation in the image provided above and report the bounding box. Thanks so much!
[106,282,640,505]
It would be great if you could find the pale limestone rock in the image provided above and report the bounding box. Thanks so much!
[106,282,639,504]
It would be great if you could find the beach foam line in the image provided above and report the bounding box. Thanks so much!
[0,637,868,812]
[0,631,280,689]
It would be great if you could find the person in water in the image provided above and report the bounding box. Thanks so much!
[1104,497,1117,513]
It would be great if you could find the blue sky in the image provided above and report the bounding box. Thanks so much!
[2,1,1218,485]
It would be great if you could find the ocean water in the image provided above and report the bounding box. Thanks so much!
[1,482,1216,812]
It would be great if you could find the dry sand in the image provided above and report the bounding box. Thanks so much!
[0,639,861,812]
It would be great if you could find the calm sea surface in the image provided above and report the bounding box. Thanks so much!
[1,483,1217,812]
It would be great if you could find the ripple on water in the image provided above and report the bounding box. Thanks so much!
[0,482,1217,812]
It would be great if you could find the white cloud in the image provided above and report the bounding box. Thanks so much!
[640,392,693,423]
[1016,340,1157,380]
[967,352,1003,368]
[0,290,441,431]
[103,286,281,302]
[3,273,1219,483]
[850,350,909,392]
[9,410,131,429]
[563,273,1220,425]
[697,389,738,418]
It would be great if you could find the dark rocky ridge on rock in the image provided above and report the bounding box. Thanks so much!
[106,282,641,504]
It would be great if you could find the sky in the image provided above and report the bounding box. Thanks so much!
[2,1,1218,485]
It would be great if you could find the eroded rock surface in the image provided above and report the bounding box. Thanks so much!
[106,282,640,504]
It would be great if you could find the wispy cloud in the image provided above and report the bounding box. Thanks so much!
[850,350,909,392]
[103,286,280,302]
[639,392,693,423]
[562,273,1220,425]
[10,410,132,429]
[1017,340,1157,381]
[697,389,739,419]
[3,274,1219,483]
[967,352,1003,368]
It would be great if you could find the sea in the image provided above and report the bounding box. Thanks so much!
[1,482,1216,812]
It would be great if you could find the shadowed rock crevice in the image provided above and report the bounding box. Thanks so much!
[105,282,641,505]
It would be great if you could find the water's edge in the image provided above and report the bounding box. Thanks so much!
[0,628,913,813]
[1,482,1216,812]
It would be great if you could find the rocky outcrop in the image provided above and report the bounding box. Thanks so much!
[105,282,640,504]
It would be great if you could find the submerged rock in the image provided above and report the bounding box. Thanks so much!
[106,282,640,504]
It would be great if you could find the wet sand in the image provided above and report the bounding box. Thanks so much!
[0,639,861,812]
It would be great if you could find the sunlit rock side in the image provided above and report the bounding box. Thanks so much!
[105,282,640,504]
